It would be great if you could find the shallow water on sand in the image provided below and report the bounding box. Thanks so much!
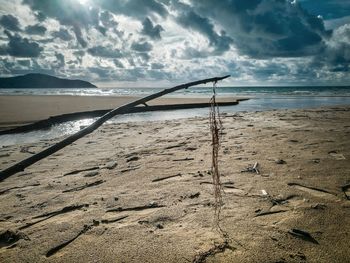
[1,95,350,147]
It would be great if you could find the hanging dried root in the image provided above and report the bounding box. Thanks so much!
[209,81,224,228]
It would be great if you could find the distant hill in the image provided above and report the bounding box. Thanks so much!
[0,73,97,89]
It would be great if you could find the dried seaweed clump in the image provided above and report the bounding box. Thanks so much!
[209,81,223,227]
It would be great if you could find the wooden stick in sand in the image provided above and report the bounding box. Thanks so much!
[0,75,230,182]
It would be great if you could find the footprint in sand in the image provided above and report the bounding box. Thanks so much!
[328,151,346,160]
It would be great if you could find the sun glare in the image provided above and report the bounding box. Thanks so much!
[78,0,89,5]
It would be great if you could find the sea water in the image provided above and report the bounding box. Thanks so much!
[1,85,350,97]
[1,86,350,146]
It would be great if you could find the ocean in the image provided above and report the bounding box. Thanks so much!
[1,85,350,97]
[1,85,350,146]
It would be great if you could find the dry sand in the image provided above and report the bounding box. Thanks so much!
[0,106,350,262]
[0,95,239,126]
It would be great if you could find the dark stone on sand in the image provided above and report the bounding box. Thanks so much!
[275,159,286,164]
[189,192,200,199]
[126,156,140,162]
[156,224,164,229]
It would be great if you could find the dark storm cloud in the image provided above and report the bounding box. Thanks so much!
[138,52,151,61]
[73,50,85,57]
[117,67,146,81]
[88,66,113,80]
[0,14,21,31]
[131,41,153,52]
[17,59,31,67]
[251,62,290,78]
[151,62,164,69]
[100,11,118,27]
[52,28,73,41]
[72,50,85,64]
[181,47,209,59]
[25,24,47,35]
[0,59,34,75]
[177,10,232,54]
[114,59,124,68]
[141,17,164,40]
[96,25,107,36]
[87,45,123,58]
[72,25,87,48]
[35,11,46,22]
[1,31,43,57]
[188,0,328,58]
[55,52,65,68]
[148,69,171,80]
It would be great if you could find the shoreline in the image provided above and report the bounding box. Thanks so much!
[0,95,242,126]
[1,94,350,127]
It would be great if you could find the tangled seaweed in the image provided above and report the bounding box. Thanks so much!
[209,81,224,227]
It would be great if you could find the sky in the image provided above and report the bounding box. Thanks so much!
[0,0,349,87]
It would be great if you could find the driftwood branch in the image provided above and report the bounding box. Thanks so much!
[0,75,230,182]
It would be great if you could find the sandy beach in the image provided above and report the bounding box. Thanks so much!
[0,105,349,262]
[0,95,241,126]
[1,0,350,261]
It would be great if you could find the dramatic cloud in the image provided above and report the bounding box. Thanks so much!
[0,14,21,31]
[35,11,46,22]
[177,10,232,55]
[114,59,124,68]
[87,46,123,58]
[100,11,118,28]
[55,52,65,68]
[0,0,349,85]
[151,62,164,69]
[318,24,350,72]
[25,24,46,35]
[72,25,87,47]
[1,31,43,57]
[141,17,164,40]
[52,28,73,41]
[131,41,153,52]
[187,0,328,58]
[22,0,96,47]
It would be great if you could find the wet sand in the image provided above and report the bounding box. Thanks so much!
[0,95,241,126]
[0,106,350,262]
